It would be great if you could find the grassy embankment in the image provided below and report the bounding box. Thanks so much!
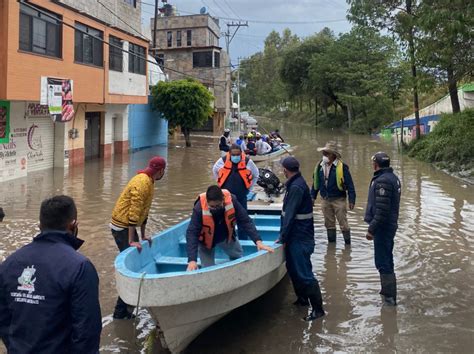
[407,109,474,178]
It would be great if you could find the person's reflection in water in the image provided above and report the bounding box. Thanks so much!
[323,243,352,337]
[380,306,399,350]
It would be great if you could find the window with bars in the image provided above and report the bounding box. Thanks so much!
[129,43,146,75]
[109,36,123,72]
[187,30,192,46]
[19,3,62,58]
[167,31,172,47]
[74,22,103,67]
[177,30,182,47]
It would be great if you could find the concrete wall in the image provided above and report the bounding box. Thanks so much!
[128,97,168,150]
[109,41,147,96]
[58,0,143,39]
[405,90,474,119]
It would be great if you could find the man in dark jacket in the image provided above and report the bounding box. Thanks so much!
[186,185,273,271]
[0,195,102,354]
[278,157,325,321]
[311,142,356,245]
[365,152,401,306]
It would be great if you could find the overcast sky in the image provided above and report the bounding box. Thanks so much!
[140,0,352,64]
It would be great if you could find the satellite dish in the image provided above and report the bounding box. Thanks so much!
[200,6,207,14]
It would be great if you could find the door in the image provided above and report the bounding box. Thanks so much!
[27,116,55,172]
[85,112,100,159]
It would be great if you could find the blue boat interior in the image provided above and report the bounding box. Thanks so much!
[118,214,281,276]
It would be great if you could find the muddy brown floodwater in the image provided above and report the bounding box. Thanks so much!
[0,119,473,353]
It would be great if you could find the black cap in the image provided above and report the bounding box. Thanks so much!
[372,152,390,167]
[281,156,300,172]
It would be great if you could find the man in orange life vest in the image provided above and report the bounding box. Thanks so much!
[212,144,259,212]
[186,185,273,271]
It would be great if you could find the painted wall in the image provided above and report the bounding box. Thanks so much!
[2,1,148,105]
[0,102,29,182]
[128,98,168,150]
[109,42,147,97]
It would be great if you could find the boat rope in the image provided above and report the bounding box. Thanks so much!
[133,272,146,347]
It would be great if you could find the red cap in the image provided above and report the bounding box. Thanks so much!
[139,156,166,176]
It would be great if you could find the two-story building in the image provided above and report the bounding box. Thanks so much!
[0,0,149,182]
[150,10,231,133]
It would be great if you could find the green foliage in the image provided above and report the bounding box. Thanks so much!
[407,110,474,171]
[151,79,213,129]
[151,79,214,146]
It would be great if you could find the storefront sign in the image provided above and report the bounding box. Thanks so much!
[46,78,75,123]
[0,101,10,144]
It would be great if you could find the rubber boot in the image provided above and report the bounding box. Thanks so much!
[342,230,351,245]
[327,229,337,243]
[113,296,136,319]
[304,282,325,321]
[380,273,397,306]
[293,283,309,306]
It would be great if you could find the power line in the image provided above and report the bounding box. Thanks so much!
[222,0,242,20]
[139,1,346,25]
[97,0,149,41]
[20,1,229,86]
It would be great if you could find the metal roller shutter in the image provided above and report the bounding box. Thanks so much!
[26,116,55,171]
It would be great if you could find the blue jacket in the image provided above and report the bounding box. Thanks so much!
[311,161,356,204]
[186,194,261,262]
[280,173,314,244]
[364,167,401,234]
[0,231,102,354]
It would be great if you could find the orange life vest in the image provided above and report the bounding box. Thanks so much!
[217,152,253,189]
[199,189,236,249]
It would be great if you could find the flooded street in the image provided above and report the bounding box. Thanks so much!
[1,119,473,353]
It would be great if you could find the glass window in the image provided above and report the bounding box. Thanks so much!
[167,31,172,47]
[109,36,123,72]
[124,0,136,7]
[187,30,192,46]
[177,30,182,47]
[19,4,61,58]
[129,43,146,75]
[74,22,103,67]
[214,52,220,68]
[193,51,213,68]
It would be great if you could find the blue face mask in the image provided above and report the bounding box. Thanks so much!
[231,155,241,164]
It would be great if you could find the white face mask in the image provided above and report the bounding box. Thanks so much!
[322,156,330,164]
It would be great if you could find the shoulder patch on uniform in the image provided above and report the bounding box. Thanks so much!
[379,187,385,196]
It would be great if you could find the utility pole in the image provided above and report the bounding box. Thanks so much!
[237,57,241,132]
[152,0,159,52]
[225,21,248,57]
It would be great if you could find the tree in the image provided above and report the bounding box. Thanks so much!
[309,27,398,131]
[151,79,214,147]
[348,0,423,139]
[417,0,474,113]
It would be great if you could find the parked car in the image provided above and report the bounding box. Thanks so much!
[239,111,250,122]
[246,117,258,129]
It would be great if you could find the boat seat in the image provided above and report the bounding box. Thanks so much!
[238,240,275,247]
[154,256,228,266]
[250,214,281,221]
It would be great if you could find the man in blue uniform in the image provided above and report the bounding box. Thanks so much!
[278,156,325,321]
[0,195,102,353]
[365,152,401,306]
